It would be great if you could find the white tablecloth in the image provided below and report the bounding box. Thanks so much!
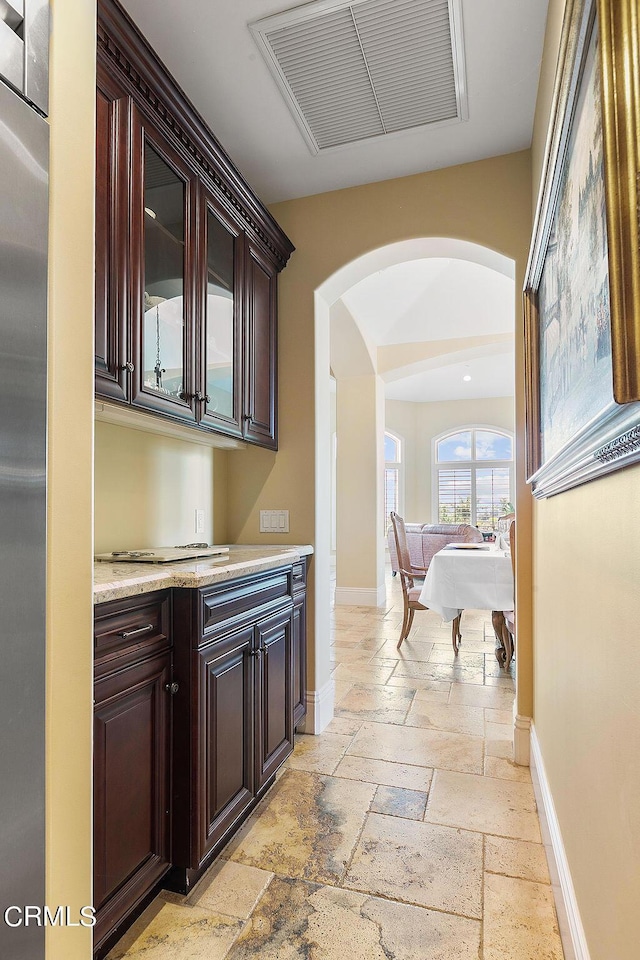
[418,545,514,622]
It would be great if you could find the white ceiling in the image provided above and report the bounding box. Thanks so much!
[384,351,514,402]
[120,0,549,204]
[338,258,514,402]
[341,259,514,343]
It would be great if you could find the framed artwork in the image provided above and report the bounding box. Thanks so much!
[524,0,640,498]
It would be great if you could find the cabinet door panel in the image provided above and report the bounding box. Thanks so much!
[130,109,197,421]
[244,240,277,449]
[292,593,307,727]
[95,71,130,402]
[93,652,171,949]
[197,186,243,435]
[198,627,254,863]
[255,607,293,790]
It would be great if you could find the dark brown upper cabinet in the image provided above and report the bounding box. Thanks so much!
[244,239,279,450]
[95,0,294,449]
[130,111,198,423]
[95,70,130,403]
[197,185,244,437]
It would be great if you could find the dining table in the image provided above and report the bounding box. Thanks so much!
[418,541,515,668]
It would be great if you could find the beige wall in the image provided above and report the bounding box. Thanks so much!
[386,397,515,522]
[531,2,640,958]
[335,376,385,593]
[94,423,222,552]
[47,1,96,957]
[245,151,533,704]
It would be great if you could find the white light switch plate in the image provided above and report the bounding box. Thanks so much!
[195,509,205,534]
[260,509,289,533]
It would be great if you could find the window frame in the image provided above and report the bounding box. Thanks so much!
[384,430,403,530]
[432,425,514,530]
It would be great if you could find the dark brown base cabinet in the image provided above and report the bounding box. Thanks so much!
[292,560,307,727]
[93,591,173,957]
[170,566,298,890]
[93,562,307,953]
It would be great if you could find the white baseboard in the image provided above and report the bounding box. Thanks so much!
[297,678,334,734]
[513,713,531,766]
[530,725,591,960]
[334,585,386,607]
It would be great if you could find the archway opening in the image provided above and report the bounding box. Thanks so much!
[311,237,516,733]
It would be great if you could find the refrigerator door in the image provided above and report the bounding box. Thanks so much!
[0,0,49,114]
[0,76,48,959]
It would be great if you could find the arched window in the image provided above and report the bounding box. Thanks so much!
[433,427,513,530]
[384,431,402,526]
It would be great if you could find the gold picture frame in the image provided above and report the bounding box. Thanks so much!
[524,0,640,498]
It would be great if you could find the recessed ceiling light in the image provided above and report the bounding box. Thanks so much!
[463,375,471,382]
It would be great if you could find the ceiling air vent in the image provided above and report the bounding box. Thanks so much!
[249,0,468,153]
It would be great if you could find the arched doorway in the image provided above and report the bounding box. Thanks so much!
[311,237,516,732]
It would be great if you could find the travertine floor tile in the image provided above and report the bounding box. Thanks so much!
[370,784,428,820]
[449,683,514,710]
[348,720,484,775]
[393,661,485,685]
[226,877,481,960]
[405,701,485,738]
[324,716,363,736]
[485,738,514,760]
[191,859,273,918]
[484,755,532,782]
[485,836,551,884]
[483,873,564,960]
[225,769,375,884]
[485,720,513,742]
[345,812,483,918]
[106,901,242,960]
[484,674,516,688]
[332,662,396,685]
[330,648,373,664]
[387,676,451,701]
[428,647,486,668]
[374,639,436,662]
[333,754,433,791]
[425,770,541,841]
[335,683,414,724]
[485,707,513,725]
[286,732,353,775]
[333,681,353,706]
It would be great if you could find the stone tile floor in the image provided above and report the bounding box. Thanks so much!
[107,569,564,960]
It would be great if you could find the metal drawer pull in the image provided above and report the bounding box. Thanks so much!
[117,623,154,640]
[165,682,179,695]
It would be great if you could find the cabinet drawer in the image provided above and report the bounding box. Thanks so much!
[291,560,306,593]
[95,591,171,672]
[200,568,290,642]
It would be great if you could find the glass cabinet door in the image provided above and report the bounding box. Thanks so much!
[131,114,195,419]
[143,143,185,397]
[198,188,242,435]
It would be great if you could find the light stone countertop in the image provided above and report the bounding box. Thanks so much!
[94,544,313,604]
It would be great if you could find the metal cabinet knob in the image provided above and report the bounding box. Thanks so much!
[121,361,134,372]
[165,682,179,695]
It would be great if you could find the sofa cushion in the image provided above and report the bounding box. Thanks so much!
[388,521,483,572]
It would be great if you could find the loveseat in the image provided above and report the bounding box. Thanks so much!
[387,522,484,573]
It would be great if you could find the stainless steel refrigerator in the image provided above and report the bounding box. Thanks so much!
[0,3,49,958]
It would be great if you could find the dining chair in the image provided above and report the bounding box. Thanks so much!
[492,518,515,668]
[390,511,429,648]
